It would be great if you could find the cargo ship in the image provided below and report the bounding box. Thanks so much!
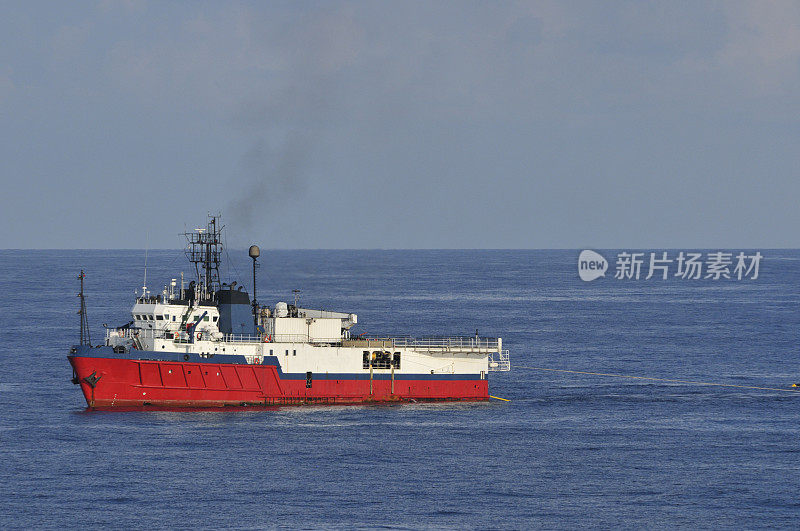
[68,217,510,408]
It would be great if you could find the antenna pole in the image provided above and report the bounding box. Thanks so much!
[252,256,258,327]
[249,245,261,329]
[142,239,148,297]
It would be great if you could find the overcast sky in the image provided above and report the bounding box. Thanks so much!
[1,1,799,249]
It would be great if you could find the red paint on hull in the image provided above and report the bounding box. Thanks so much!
[69,356,489,408]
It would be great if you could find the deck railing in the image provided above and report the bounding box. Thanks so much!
[488,350,511,371]
[107,329,503,353]
[357,336,500,351]
[106,328,340,345]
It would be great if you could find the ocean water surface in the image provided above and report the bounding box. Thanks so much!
[1,249,799,528]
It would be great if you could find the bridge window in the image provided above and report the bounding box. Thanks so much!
[156,315,163,321]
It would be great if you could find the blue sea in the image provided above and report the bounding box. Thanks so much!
[1,249,799,528]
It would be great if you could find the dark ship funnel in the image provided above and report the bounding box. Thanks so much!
[216,286,253,335]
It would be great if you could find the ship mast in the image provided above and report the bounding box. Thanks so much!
[184,215,223,301]
[78,270,91,346]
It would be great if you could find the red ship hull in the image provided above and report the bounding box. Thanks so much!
[68,352,489,408]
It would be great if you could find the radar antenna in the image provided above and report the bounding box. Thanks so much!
[184,215,224,301]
